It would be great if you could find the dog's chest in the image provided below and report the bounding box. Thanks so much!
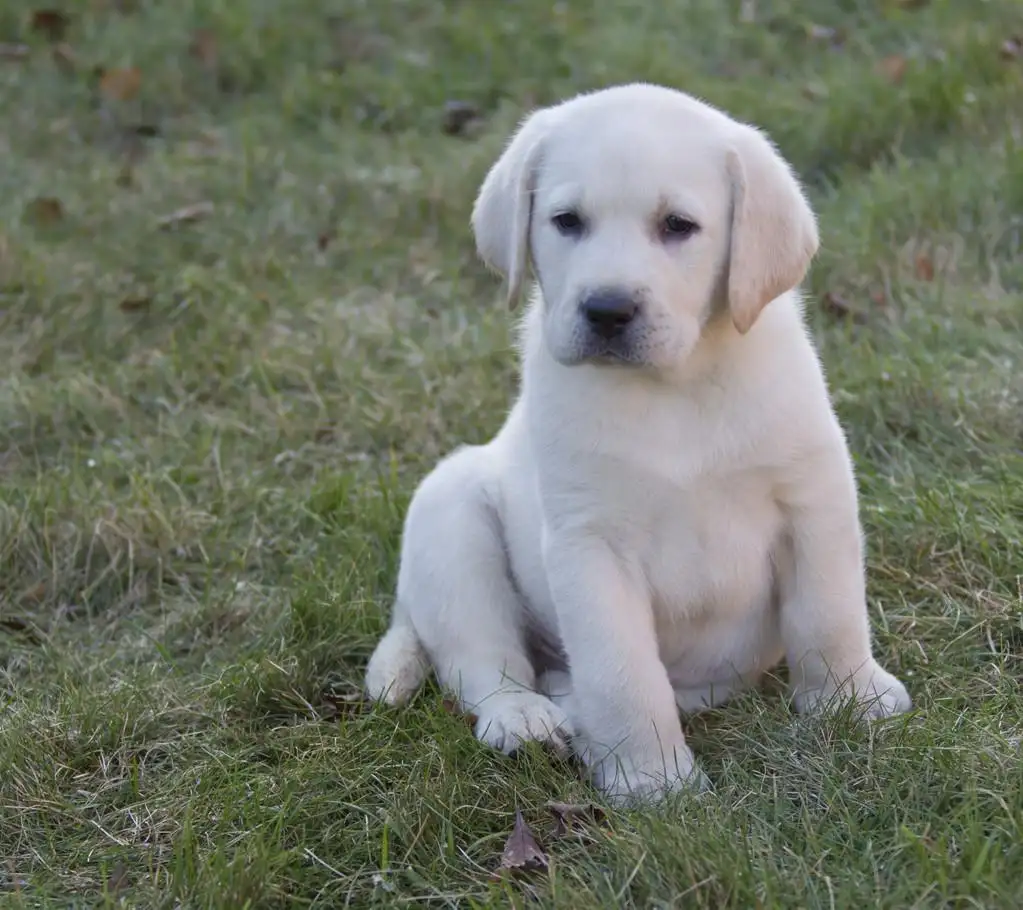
[632,470,783,621]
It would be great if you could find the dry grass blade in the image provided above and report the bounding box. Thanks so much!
[546,801,607,837]
[157,201,214,230]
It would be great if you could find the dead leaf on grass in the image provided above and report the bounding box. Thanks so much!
[876,54,908,84]
[821,291,868,324]
[189,28,218,69]
[119,295,152,312]
[23,196,65,226]
[0,43,31,61]
[441,100,483,137]
[440,697,479,728]
[317,228,335,251]
[30,9,70,42]
[914,253,935,281]
[156,200,213,229]
[546,801,607,837]
[99,66,141,101]
[0,616,43,645]
[319,690,370,719]
[493,810,549,879]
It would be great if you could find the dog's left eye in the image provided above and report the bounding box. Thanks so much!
[552,211,585,236]
[661,214,699,240]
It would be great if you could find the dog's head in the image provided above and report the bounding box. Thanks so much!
[471,83,819,369]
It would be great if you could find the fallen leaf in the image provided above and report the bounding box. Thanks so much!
[821,291,867,324]
[441,100,482,137]
[0,616,43,645]
[546,801,607,837]
[189,28,218,68]
[914,253,935,281]
[23,196,65,226]
[1000,37,1022,60]
[0,43,31,61]
[119,295,152,312]
[31,9,70,42]
[99,66,141,101]
[51,42,76,74]
[440,697,479,728]
[317,229,335,251]
[20,581,48,603]
[494,810,548,878]
[320,689,370,719]
[156,200,213,229]
[105,862,129,894]
[876,54,908,84]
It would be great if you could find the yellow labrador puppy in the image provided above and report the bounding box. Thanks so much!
[365,83,911,803]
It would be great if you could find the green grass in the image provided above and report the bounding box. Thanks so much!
[1,0,1022,906]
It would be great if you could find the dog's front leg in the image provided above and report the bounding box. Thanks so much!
[543,532,703,804]
[778,450,911,719]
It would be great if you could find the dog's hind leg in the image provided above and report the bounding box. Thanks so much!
[365,445,572,755]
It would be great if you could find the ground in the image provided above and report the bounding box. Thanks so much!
[1,0,1022,907]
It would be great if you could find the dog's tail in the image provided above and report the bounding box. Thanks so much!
[365,602,430,705]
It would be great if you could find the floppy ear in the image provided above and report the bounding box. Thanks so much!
[471,109,551,310]
[725,126,819,334]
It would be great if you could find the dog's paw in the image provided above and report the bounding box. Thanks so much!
[473,691,574,757]
[793,661,911,720]
[590,743,709,806]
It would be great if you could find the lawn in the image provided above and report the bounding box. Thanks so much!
[1,0,1022,906]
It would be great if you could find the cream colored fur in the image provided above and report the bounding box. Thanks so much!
[364,83,911,804]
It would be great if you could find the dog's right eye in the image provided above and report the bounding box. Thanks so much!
[551,211,584,236]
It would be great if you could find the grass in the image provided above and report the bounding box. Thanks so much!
[1,0,1022,906]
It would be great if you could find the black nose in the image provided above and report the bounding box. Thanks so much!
[579,290,639,340]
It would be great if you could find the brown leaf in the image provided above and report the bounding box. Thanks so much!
[0,43,31,61]
[0,616,43,645]
[546,801,607,837]
[914,253,935,282]
[495,810,548,878]
[441,100,482,137]
[99,66,141,101]
[31,9,70,42]
[440,697,479,728]
[119,295,152,312]
[21,581,48,603]
[876,54,908,84]
[51,42,76,74]
[189,29,218,68]
[821,291,867,323]
[156,201,214,229]
[320,689,370,719]
[317,229,335,251]
[23,196,65,226]
[1000,37,1022,61]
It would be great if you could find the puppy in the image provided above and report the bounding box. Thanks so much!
[365,83,911,803]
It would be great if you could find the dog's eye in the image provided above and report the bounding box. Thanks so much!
[661,214,699,240]
[552,211,585,236]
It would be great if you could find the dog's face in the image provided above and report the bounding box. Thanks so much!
[472,83,820,370]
